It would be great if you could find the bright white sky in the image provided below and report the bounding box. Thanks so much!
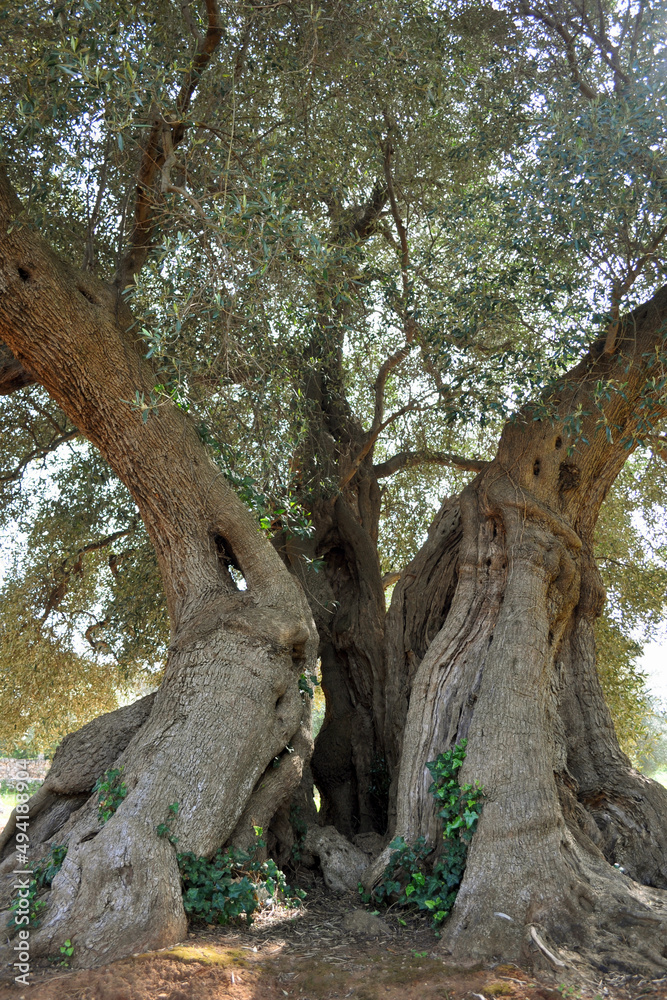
[641,640,667,703]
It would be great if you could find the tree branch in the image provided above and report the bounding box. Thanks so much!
[373,449,488,479]
[344,179,388,241]
[339,397,435,490]
[40,523,137,624]
[604,219,667,353]
[116,0,224,286]
[82,140,111,272]
[0,341,37,395]
[0,429,80,486]
[369,137,416,433]
[518,1,597,100]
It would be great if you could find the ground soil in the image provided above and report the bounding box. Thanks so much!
[0,875,665,1000]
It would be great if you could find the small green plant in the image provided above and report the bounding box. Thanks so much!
[58,939,74,966]
[177,829,305,926]
[156,801,179,845]
[7,844,68,931]
[92,767,127,823]
[360,739,483,928]
[47,937,75,968]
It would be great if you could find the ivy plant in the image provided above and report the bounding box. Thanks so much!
[360,739,483,928]
[7,843,68,931]
[177,829,305,926]
[156,801,179,845]
[92,766,127,823]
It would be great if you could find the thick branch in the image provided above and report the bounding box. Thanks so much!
[373,449,488,479]
[0,162,304,625]
[116,0,224,284]
[0,341,37,394]
[353,180,388,239]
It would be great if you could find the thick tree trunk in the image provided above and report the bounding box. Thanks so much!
[383,496,462,830]
[281,466,387,836]
[0,169,317,967]
[282,326,388,835]
[382,289,667,973]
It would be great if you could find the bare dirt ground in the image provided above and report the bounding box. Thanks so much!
[0,875,665,1000]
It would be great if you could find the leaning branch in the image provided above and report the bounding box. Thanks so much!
[0,429,79,486]
[116,0,224,285]
[40,523,137,624]
[373,449,488,479]
[0,341,37,395]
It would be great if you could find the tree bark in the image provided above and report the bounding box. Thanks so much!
[382,496,463,830]
[382,288,667,973]
[279,308,389,837]
[0,167,318,967]
[0,340,36,394]
[281,464,387,837]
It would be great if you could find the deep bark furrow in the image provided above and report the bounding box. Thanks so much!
[302,486,387,835]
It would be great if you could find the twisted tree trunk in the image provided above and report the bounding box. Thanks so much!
[280,311,389,837]
[0,168,317,968]
[281,462,387,837]
[382,289,667,974]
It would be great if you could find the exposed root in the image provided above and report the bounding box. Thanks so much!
[0,694,155,859]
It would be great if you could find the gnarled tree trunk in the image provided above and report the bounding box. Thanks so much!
[0,168,318,968]
[280,308,389,837]
[281,460,387,837]
[382,289,667,974]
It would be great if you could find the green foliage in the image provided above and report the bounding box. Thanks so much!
[92,767,126,823]
[177,832,305,927]
[594,455,667,764]
[156,801,179,845]
[298,673,317,699]
[49,938,75,967]
[0,778,42,797]
[0,415,167,753]
[7,843,67,931]
[361,740,483,928]
[60,939,74,959]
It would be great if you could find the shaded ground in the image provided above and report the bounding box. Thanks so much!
[1,875,666,1000]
